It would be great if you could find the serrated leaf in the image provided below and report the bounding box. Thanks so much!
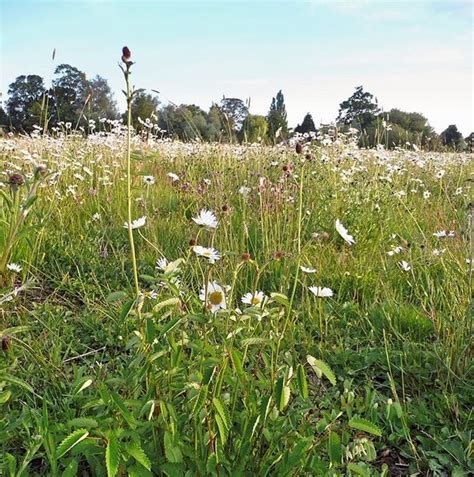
[109,390,137,428]
[106,290,128,303]
[153,297,181,313]
[348,417,382,437]
[241,337,269,347]
[124,441,151,470]
[297,364,308,399]
[127,464,153,477]
[306,356,336,385]
[191,384,208,416]
[106,434,120,477]
[212,397,230,430]
[270,292,289,307]
[164,431,183,463]
[215,414,228,445]
[56,429,89,459]
[328,431,342,466]
[229,348,244,377]
[67,417,98,428]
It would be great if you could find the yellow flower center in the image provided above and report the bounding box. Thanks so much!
[251,296,261,305]
[209,291,223,305]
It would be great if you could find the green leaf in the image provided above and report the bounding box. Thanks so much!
[270,292,289,307]
[124,441,151,470]
[348,417,382,437]
[120,299,136,320]
[164,431,183,463]
[67,417,98,429]
[328,431,342,466]
[215,414,228,445]
[109,390,137,428]
[347,463,370,476]
[56,429,89,459]
[297,364,308,399]
[154,297,181,312]
[212,397,230,430]
[229,348,244,376]
[275,376,290,412]
[106,434,121,477]
[306,356,336,385]
[0,390,12,404]
[127,464,153,477]
[106,290,128,303]
[191,384,208,416]
[161,316,183,336]
[0,372,34,393]
[61,458,79,477]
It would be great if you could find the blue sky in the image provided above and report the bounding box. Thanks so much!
[1,0,472,134]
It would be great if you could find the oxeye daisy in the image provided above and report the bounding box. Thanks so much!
[200,281,227,313]
[7,263,22,273]
[143,175,156,185]
[335,219,355,245]
[300,265,316,274]
[398,260,411,271]
[156,257,168,271]
[123,216,147,230]
[167,172,179,182]
[241,291,266,307]
[192,209,218,229]
[309,286,334,298]
[193,245,221,264]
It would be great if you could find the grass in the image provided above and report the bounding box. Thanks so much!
[0,130,472,476]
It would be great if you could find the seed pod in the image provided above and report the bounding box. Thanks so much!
[2,335,11,352]
[189,238,197,247]
[295,143,303,154]
[9,173,24,187]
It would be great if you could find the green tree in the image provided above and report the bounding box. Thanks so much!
[337,85,380,131]
[52,64,89,125]
[240,114,268,143]
[294,113,317,134]
[465,132,473,153]
[6,74,46,132]
[220,97,249,133]
[126,91,159,131]
[267,90,288,143]
[441,124,465,151]
[86,75,118,123]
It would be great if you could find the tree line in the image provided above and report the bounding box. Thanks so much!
[0,64,471,151]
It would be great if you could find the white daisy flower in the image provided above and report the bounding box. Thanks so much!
[423,191,431,200]
[399,260,411,271]
[192,209,218,229]
[387,246,403,256]
[7,263,22,273]
[167,172,179,182]
[193,245,221,264]
[92,212,101,221]
[199,281,227,313]
[308,286,334,298]
[239,186,251,196]
[335,219,355,245]
[432,248,446,256]
[300,265,317,274]
[156,257,168,271]
[123,216,147,230]
[241,291,266,307]
[143,175,156,185]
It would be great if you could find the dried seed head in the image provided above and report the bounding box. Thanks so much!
[9,173,24,187]
[295,143,303,154]
[222,205,230,213]
[189,238,197,247]
[2,335,11,352]
[305,153,313,161]
[241,252,251,261]
[272,251,285,260]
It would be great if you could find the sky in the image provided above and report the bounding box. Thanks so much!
[0,0,472,135]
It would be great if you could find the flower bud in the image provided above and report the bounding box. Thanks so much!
[241,252,251,261]
[2,335,11,352]
[122,46,131,63]
[9,173,24,187]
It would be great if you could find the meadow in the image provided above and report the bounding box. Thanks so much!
[0,125,472,476]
